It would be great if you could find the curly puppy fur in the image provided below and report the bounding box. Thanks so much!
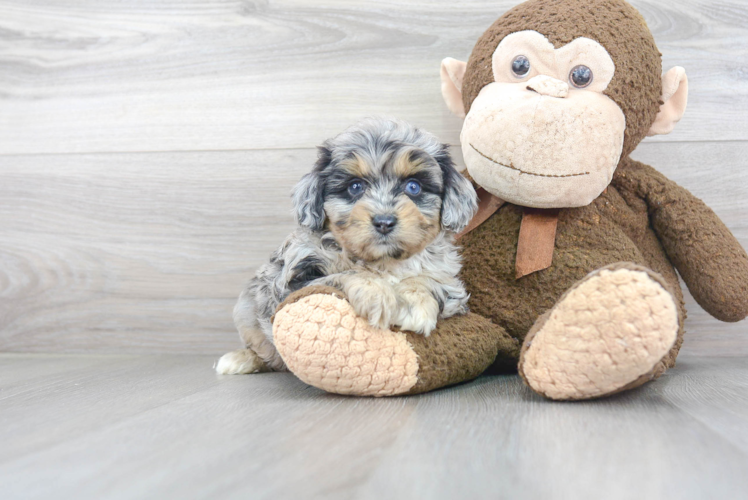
[216,118,478,374]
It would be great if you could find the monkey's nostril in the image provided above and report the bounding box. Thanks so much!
[372,215,397,235]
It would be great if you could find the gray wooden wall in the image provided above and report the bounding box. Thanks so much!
[1,0,746,355]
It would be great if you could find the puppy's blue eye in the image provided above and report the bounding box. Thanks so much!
[348,180,364,196]
[405,180,421,196]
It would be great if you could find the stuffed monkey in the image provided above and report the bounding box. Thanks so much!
[270,0,748,399]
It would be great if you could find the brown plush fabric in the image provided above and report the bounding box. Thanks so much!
[459,177,689,370]
[613,159,748,322]
[404,313,519,395]
[455,187,505,240]
[462,0,662,158]
[459,153,748,377]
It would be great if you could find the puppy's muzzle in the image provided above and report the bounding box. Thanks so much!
[372,214,397,235]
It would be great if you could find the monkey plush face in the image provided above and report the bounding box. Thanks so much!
[462,30,625,208]
[441,0,689,209]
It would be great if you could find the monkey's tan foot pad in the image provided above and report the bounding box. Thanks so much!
[273,292,419,397]
[519,264,679,401]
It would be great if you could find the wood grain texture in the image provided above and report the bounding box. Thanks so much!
[0,353,747,499]
[0,148,315,353]
[1,141,746,354]
[0,0,747,155]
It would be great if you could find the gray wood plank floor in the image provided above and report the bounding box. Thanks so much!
[1,351,747,500]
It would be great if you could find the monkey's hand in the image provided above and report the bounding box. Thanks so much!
[393,278,440,336]
[338,273,398,330]
[620,160,748,323]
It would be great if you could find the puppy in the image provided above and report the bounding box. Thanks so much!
[216,118,478,374]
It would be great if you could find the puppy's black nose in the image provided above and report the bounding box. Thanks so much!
[372,215,397,235]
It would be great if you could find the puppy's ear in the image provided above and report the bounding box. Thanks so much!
[292,146,330,231]
[436,145,477,233]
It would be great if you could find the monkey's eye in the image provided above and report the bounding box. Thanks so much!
[348,180,365,196]
[570,65,593,88]
[511,55,531,78]
[404,179,421,196]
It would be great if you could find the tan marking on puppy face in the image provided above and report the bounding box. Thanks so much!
[327,192,441,262]
[391,149,429,179]
[328,198,381,261]
[391,196,441,258]
[338,153,373,178]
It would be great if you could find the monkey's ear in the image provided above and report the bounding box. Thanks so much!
[440,58,467,119]
[291,146,330,231]
[436,146,478,233]
[648,67,688,136]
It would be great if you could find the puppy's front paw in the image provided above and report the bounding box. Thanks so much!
[398,300,439,336]
[343,277,398,330]
[394,280,441,336]
[400,309,438,337]
[353,292,398,330]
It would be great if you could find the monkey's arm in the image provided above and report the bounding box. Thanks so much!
[615,159,748,322]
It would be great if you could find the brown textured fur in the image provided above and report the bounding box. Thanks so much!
[460,155,748,377]
[460,159,686,369]
[405,313,520,395]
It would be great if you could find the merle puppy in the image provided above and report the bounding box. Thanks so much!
[217,118,478,374]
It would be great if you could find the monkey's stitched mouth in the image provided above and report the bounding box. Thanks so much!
[470,144,590,178]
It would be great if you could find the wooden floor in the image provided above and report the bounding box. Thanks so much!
[1,349,748,499]
[1,1,748,498]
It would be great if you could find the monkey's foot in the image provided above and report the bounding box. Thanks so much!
[273,285,515,397]
[519,263,680,401]
[273,286,418,396]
